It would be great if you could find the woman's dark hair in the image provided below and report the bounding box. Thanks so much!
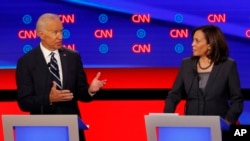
[191,25,229,64]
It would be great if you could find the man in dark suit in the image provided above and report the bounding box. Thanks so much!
[16,13,107,141]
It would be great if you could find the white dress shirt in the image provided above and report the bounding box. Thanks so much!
[40,43,63,86]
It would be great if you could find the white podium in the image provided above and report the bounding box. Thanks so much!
[2,114,88,141]
[144,113,229,141]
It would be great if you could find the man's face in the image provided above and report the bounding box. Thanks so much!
[39,19,63,51]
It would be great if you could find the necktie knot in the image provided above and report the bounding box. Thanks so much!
[50,52,56,63]
[50,52,54,56]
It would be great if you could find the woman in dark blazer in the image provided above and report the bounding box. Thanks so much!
[164,25,243,125]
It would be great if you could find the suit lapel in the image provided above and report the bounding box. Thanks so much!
[35,47,52,93]
[186,59,199,95]
[59,48,68,89]
[36,47,51,79]
[204,63,221,95]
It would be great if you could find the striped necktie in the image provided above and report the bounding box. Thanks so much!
[49,52,62,89]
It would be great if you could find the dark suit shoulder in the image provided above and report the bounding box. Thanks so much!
[59,47,82,61]
[226,57,235,63]
[218,57,236,66]
[60,47,79,55]
[181,57,197,65]
[17,46,41,62]
[182,57,193,62]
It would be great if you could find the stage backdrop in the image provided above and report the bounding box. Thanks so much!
[0,0,250,89]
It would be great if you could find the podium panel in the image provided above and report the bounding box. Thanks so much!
[14,126,69,141]
[157,126,211,141]
[144,114,229,141]
[2,115,88,141]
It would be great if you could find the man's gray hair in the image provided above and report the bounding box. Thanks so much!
[36,13,60,32]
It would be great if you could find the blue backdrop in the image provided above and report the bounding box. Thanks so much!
[0,0,250,88]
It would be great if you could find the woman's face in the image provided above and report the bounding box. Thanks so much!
[192,30,211,57]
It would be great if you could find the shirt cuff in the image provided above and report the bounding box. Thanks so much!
[88,91,96,96]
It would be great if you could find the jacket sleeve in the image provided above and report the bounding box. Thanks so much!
[16,57,51,112]
[164,60,185,113]
[225,61,244,124]
[75,53,93,102]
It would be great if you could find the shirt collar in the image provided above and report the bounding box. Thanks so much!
[40,43,59,57]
